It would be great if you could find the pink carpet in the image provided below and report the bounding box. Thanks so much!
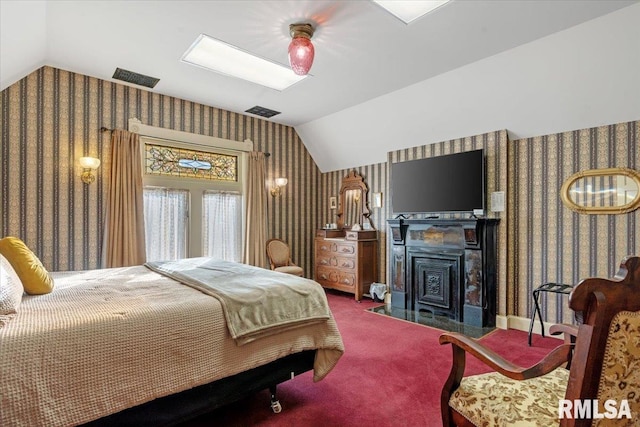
[187,290,560,427]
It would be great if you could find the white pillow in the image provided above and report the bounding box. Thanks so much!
[0,253,24,317]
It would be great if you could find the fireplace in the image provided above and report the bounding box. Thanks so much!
[387,218,498,327]
[409,249,464,321]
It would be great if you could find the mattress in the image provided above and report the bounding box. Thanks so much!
[0,263,344,426]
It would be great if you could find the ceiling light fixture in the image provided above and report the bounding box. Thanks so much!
[373,0,450,24]
[181,34,306,91]
[288,23,315,76]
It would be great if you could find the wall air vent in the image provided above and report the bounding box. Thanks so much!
[245,106,281,118]
[112,68,160,89]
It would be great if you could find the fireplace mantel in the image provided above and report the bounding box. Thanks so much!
[387,218,499,327]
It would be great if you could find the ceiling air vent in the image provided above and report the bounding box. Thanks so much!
[112,68,160,89]
[245,106,281,118]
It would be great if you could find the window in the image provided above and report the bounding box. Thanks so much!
[202,191,242,262]
[145,143,237,181]
[143,187,189,262]
[138,131,247,262]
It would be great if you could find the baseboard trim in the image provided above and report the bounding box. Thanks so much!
[496,315,508,330]
[495,315,562,340]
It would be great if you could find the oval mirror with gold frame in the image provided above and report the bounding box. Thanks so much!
[560,167,640,214]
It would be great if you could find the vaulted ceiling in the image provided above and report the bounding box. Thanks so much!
[1,1,639,172]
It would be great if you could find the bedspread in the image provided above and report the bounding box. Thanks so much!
[0,264,344,427]
[145,258,330,345]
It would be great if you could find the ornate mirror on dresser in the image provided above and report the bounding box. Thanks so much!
[315,171,378,301]
[337,170,375,230]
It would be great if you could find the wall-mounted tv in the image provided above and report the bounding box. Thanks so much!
[391,149,485,215]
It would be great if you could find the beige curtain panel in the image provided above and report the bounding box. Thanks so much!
[243,152,268,268]
[103,129,146,268]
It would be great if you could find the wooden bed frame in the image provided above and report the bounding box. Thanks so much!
[84,350,316,426]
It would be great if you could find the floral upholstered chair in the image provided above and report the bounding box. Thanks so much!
[439,256,640,427]
[266,239,304,277]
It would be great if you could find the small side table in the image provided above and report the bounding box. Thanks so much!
[528,282,573,346]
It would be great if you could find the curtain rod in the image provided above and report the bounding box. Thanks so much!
[100,126,270,157]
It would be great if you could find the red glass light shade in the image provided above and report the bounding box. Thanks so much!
[288,23,315,76]
[288,37,314,75]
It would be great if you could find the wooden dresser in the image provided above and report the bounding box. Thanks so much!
[314,229,378,301]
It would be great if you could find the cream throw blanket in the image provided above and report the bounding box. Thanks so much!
[145,258,330,345]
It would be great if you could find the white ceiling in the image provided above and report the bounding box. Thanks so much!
[1,1,639,172]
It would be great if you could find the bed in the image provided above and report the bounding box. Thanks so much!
[0,257,344,426]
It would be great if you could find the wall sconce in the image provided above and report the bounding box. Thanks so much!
[270,177,288,197]
[79,156,101,184]
[372,192,383,208]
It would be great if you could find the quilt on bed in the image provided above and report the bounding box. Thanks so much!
[0,262,344,427]
[145,258,330,345]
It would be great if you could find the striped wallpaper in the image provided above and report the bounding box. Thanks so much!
[508,121,639,323]
[0,66,320,274]
[1,66,638,324]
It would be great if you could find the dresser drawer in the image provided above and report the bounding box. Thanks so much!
[334,242,356,256]
[316,255,355,270]
[316,229,344,238]
[334,256,356,270]
[316,240,356,257]
[345,230,377,240]
[316,255,337,267]
[316,267,355,289]
[336,271,356,288]
[316,240,337,254]
[316,266,339,284]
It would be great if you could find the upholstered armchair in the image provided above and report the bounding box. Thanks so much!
[266,239,304,277]
[439,256,640,427]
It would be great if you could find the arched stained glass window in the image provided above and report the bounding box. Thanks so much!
[145,143,237,181]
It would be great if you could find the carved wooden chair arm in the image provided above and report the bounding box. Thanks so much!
[550,323,579,347]
[439,332,573,381]
[549,323,578,338]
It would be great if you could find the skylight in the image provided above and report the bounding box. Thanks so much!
[373,0,451,24]
[181,34,307,91]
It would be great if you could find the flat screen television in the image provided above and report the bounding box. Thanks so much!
[391,149,485,215]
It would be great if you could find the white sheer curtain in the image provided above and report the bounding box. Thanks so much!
[143,187,189,261]
[203,191,242,262]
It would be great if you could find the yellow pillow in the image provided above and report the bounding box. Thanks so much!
[0,237,54,295]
